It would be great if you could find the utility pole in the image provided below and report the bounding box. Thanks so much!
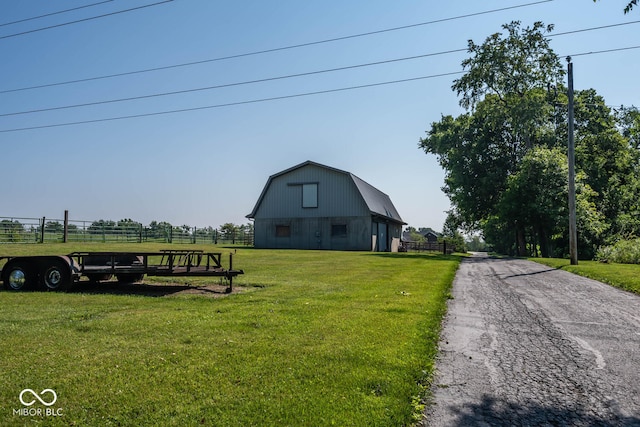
[567,57,578,265]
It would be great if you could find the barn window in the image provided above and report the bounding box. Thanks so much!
[302,183,318,208]
[331,224,347,237]
[275,225,290,237]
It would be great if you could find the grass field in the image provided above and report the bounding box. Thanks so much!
[530,257,640,295]
[0,244,461,426]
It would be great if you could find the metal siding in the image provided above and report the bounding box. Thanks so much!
[254,164,369,219]
[251,162,402,251]
[254,217,373,250]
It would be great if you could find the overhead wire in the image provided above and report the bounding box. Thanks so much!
[568,45,640,57]
[0,19,638,117]
[551,19,640,37]
[0,0,114,27]
[0,72,464,133]
[1,0,637,132]
[0,0,174,40]
[0,48,469,117]
[0,0,553,94]
[1,46,638,134]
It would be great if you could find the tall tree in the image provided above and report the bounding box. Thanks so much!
[420,21,639,257]
[421,21,563,255]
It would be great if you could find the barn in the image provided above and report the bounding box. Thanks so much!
[246,161,406,251]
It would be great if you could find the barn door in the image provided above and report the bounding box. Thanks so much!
[308,219,322,249]
[378,223,388,252]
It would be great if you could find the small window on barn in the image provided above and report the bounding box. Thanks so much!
[331,224,347,237]
[275,225,290,237]
[302,183,318,208]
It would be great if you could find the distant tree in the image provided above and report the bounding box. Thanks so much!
[1,219,24,242]
[117,218,142,230]
[466,235,488,252]
[441,214,466,252]
[1,219,24,232]
[88,220,116,234]
[219,223,239,240]
[195,226,214,237]
[238,223,254,234]
[44,221,64,232]
[404,226,426,242]
[146,221,173,240]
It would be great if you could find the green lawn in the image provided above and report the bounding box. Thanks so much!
[530,257,640,295]
[0,244,461,426]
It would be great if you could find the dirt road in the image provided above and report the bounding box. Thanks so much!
[425,253,640,426]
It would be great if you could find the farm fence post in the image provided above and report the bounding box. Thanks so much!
[40,217,45,243]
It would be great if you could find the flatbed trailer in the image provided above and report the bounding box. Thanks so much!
[0,250,243,293]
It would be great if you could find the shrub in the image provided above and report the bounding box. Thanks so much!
[596,238,640,264]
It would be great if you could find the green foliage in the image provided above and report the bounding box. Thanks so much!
[453,21,563,110]
[593,0,637,14]
[0,244,461,426]
[596,238,640,264]
[0,220,24,242]
[498,147,567,256]
[405,226,427,243]
[617,106,640,150]
[420,20,640,259]
[44,221,64,232]
[465,235,487,252]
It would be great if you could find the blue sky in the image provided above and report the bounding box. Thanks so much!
[1,0,638,231]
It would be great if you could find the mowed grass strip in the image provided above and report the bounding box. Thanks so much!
[0,244,460,426]
[531,257,640,295]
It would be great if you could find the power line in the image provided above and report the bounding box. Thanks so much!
[551,20,640,37]
[0,48,468,117]
[0,45,640,128]
[1,41,636,133]
[2,19,638,117]
[0,72,464,133]
[0,0,174,40]
[2,14,637,100]
[568,45,640,57]
[0,1,114,28]
[0,0,552,94]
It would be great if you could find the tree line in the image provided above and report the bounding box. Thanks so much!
[421,21,640,259]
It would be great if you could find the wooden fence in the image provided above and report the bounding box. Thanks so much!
[401,241,455,254]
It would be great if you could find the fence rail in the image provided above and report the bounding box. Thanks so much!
[0,216,253,246]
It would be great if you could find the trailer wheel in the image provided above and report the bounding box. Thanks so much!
[2,262,34,291]
[40,260,71,292]
[116,273,144,284]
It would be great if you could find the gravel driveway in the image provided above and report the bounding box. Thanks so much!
[424,253,640,426]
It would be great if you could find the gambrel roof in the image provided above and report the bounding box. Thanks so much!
[246,160,405,224]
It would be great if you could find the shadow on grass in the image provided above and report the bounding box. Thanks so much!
[438,394,640,427]
[364,252,466,262]
[68,280,237,298]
